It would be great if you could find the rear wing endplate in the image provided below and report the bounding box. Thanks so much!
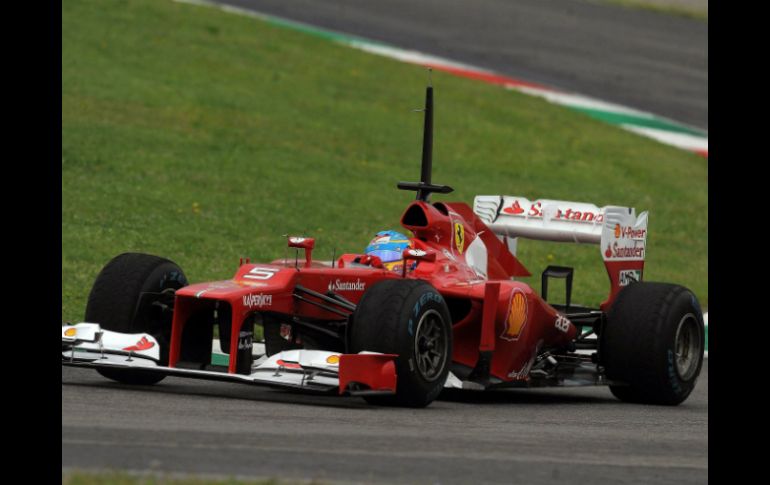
[473,195,648,308]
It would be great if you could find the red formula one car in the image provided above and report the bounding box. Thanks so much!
[62,86,705,407]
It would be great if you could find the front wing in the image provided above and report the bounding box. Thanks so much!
[61,323,397,396]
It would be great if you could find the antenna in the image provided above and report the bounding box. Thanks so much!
[397,71,454,202]
[420,84,433,191]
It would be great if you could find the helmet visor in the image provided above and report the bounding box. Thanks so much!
[367,249,403,263]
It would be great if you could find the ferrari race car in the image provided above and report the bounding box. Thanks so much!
[62,85,705,407]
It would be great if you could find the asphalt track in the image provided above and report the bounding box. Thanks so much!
[62,361,707,484]
[211,0,708,130]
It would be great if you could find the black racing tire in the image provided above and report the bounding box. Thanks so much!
[85,252,188,385]
[601,282,705,405]
[350,279,453,408]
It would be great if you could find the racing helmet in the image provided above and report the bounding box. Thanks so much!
[365,230,413,270]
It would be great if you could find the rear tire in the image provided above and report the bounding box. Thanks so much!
[350,279,453,408]
[85,252,188,385]
[601,282,704,405]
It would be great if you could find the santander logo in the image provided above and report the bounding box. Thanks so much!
[502,200,604,223]
[605,243,644,259]
[328,279,366,292]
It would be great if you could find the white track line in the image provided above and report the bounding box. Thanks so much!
[621,125,709,152]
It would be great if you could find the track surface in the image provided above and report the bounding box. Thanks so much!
[62,361,707,484]
[212,0,707,130]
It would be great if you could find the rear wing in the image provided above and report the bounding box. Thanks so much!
[473,196,648,309]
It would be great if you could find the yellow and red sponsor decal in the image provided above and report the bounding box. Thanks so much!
[276,359,302,369]
[614,224,646,240]
[500,288,528,341]
[454,222,465,254]
[122,336,155,352]
[64,327,77,337]
[503,200,525,215]
[326,355,340,365]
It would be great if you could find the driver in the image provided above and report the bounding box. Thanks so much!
[364,230,413,271]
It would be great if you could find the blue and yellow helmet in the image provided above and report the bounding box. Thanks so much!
[365,230,412,270]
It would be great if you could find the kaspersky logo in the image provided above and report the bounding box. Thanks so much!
[243,293,273,308]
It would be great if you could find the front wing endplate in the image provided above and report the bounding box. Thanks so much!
[62,323,397,396]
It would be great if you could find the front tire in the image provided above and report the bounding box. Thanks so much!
[85,252,188,385]
[601,282,705,405]
[350,279,453,407]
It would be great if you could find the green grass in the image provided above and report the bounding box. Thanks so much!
[62,470,320,485]
[62,0,708,323]
[595,0,708,21]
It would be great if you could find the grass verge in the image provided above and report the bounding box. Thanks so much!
[62,470,320,485]
[594,0,708,21]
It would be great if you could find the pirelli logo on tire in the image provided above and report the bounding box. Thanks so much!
[501,288,528,341]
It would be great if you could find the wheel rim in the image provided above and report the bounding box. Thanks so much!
[413,309,449,382]
[674,313,701,381]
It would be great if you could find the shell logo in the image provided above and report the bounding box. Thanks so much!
[64,327,77,337]
[501,289,528,341]
[326,355,340,365]
[614,224,622,239]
